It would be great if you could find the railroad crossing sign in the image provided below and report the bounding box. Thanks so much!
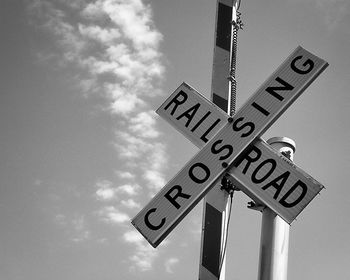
[132,46,328,248]
[156,81,324,222]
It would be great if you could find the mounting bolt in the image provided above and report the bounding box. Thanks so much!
[222,162,228,168]
[227,117,234,123]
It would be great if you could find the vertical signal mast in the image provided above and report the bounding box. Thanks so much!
[198,1,242,279]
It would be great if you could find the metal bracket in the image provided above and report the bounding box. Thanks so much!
[220,175,236,197]
[281,150,292,160]
[247,201,266,212]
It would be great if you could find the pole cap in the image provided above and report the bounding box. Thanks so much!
[267,137,296,153]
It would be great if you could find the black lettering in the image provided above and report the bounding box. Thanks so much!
[144,208,166,230]
[232,117,255,138]
[200,119,221,143]
[262,171,290,199]
[211,139,233,161]
[164,185,191,209]
[251,102,270,116]
[164,90,188,115]
[189,163,210,184]
[266,77,294,101]
[251,159,276,184]
[176,103,200,127]
[234,145,262,174]
[191,111,211,132]
[291,55,314,75]
[279,180,307,208]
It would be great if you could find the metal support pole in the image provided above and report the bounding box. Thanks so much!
[257,137,296,280]
[198,1,241,279]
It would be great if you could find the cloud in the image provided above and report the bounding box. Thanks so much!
[143,170,167,194]
[129,111,161,138]
[98,206,130,224]
[115,171,135,180]
[29,0,165,103]
[96,187,116,201]
[54,212,91,242]
[28,0,169,272]
[115,134,168,194]
[71,215,91,242]
[95,180,116,201]
[100,0,163,49]
[28,1,85,62]
[123,230,159,271]
[95,178,141,202]
[114,131,154,159]
[121,199,141,209]
[123,230,144,243]
[117,184,140,196]
[78,24,121,43]
[111,94,146,115]
[142,143,168,193]
[57,0,86,10]
[146,142,168,171]
[164,257,180,274]
[29,0,168,167]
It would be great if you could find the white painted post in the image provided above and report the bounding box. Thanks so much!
[257,137,296,280]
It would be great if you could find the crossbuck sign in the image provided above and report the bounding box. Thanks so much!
[132,46,328,248]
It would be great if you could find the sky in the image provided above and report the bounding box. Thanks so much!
[0,0,349,280]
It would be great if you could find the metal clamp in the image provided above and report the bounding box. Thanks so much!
[247,201,266,212]
[220,175,236,197]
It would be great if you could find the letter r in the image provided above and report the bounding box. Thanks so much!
[164,91,188,115]
[234,145,262,174]
[164,185,191,209]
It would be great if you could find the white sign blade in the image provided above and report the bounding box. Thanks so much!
[228,139,323,223]
[157,82,324,224]
[156,82,227,148]
[132,46,328,247]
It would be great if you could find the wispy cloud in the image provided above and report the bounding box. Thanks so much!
[53,212,91,242]
[78,24,121,44]
[129,111,161,139]
[121,199,141,209]
[28,0,165,112]
[117,184,141,196]
[98,206,130,224]
[95,179,141,201]
[115,171,135,180]
[29,0,169,271]
[123,230,159,271]
[70,215,91,242]
[95,180,116,201]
